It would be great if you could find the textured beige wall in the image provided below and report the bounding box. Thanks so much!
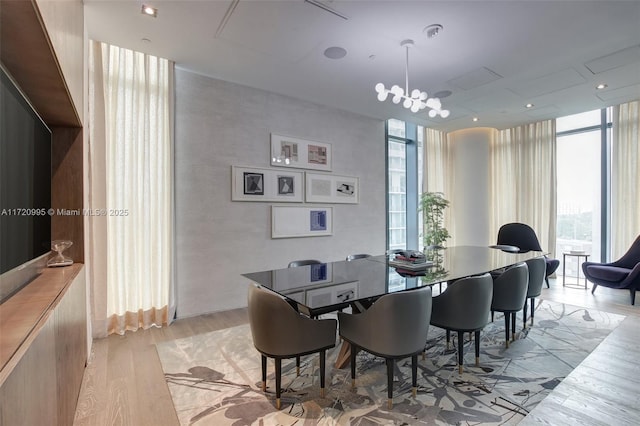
[174,69,386,317]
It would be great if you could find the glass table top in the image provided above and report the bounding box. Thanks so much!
[242,246,543,315]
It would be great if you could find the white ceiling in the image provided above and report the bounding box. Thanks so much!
[84,0,640,132]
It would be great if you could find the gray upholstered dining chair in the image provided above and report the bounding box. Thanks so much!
[247,284,337,409]
[523,257,546,328]
[287,259,322,268]
[338,286,432,409]
[429,273,493,374]
[491,263,529,347]
[345,253,371,261]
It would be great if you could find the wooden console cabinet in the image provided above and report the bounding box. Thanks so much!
[0,265,87,426]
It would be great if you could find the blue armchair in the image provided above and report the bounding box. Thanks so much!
[582,234,640,305]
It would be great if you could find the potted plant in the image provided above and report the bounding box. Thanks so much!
[419,192,451,249]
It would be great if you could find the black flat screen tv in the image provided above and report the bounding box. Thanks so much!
[0,65,52,274]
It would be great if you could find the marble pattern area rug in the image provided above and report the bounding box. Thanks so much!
[156,300,625,425]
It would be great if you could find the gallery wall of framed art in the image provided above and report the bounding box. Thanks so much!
[231,133,361,238]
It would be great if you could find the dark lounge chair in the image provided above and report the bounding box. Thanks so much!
[582,234,640,305]
[496,222,560,288]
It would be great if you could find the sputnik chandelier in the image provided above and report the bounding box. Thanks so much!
[374,39,450,118]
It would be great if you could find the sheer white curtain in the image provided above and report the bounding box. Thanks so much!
[489,120,557,255]
[88,40,174,336]
[611,100,640,258]
[423,128,455,244]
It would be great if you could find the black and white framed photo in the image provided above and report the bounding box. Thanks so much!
[231,166,303,202]
[271,205,333,238]
[243,172,264,195]
[305,172,359,204]
[277,175,295,195]
[270,133,332,171]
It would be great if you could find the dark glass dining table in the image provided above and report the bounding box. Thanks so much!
[242,245,544,318]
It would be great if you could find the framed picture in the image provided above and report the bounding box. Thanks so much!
[231,166,303,202]
[271,205,333,238]
[270,133,332,171]
[305,173,359,204]
[244,172,264,195]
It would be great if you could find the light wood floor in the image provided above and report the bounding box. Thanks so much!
[73,279,640,426]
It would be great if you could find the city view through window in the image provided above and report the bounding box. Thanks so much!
[555,109,610,285]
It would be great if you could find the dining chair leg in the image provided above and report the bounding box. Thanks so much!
[523,300,528,329]
[591,283,598,294]
[275,358,282,409]
[457,330,464,374]
[350,344,357,388]
[386,358,394,409]
[504,313,510,348]
[296,356,300,376]
[446,330,451,350]
[491,311,494,322]
[545,276,550,288]
[261,355,267,391]
[411,354,418,397]
[530,298,536,325]
[319,350,326,397]
[474,330,481,366]
[511,311,516,341]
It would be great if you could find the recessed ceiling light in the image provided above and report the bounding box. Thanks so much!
[141,5,158,17]
[141,38,151,43]
[324,46,347,60]
[596,83,608,90]
[472,117,479,122]
[424,24,443,39]
[525,103,534,108]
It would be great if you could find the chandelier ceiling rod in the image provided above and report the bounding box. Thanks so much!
[404,40,410,96]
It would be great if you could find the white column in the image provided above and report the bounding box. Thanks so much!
[448,128,495,246]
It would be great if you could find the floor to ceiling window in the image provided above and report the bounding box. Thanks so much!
[386,119,423,252]
[387,119,407,251]
[555,108,611,282]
